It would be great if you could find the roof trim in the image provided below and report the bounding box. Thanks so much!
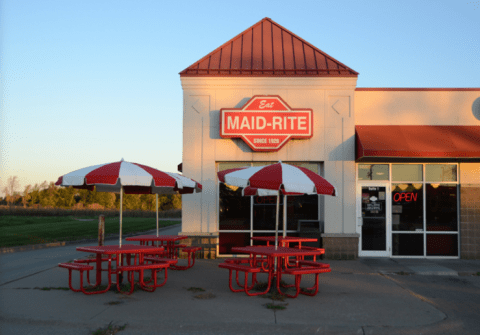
[356,88,480,91]
[180,73,359,77]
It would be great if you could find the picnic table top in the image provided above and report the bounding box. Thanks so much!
[231,246,325,257]
[251,236,318,243]
[125,235,188,242]
[76,244,165,254]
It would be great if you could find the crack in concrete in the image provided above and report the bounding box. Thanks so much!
[89,306,111,320]
[0,266,56,287]
[380,273,438,306]
[379,272,451,329]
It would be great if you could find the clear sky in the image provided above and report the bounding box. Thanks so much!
[1,0,479,196]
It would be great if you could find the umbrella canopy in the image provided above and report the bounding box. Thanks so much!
[56,159,202,246]
[218,161,336,196]
[56,159,201,194]
[217,161,336,248]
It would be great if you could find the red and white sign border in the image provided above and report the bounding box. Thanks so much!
[219,95,313,152]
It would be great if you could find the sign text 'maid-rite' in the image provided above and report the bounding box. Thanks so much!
[223,112,310,134]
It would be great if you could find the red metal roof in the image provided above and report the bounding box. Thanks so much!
[356,126,480,161]
[180,17,358,77]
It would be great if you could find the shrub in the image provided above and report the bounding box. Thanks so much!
[0,205,181,218]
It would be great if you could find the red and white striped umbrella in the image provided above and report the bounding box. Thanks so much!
[56,159,202,246]
[217,161,336,248]
[218,161,336,196]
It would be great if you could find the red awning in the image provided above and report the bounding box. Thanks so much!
[356,126,480,161]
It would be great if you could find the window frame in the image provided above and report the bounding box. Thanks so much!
[217,161,321,257]
[356,163,460,259]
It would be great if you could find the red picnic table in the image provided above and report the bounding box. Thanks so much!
[251,236,322,265]
[65,244,165,294]
[125,235,201,270]
[251,236,318,248]
[225,246,330,298]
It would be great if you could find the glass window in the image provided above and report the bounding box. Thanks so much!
[218,232,251,254]
[291,162,318,173]
[252,232,275,246]
[358,164,389,181]
[219,183,250,230]
[425,164,457,182]
[253,195,283,231]
[254,161,273,166]
[218,162,250,172]
[252,161,276,167]
[286,195,319,231]
[426,234,458,256]
[392,233,424,256]
[426,184,458,231]
[392,164,423,182]
[217,161,322,254]
[391,184,423,231]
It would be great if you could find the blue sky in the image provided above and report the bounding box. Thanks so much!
[1,0,479,196]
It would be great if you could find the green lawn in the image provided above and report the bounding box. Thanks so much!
[0,215,180,248]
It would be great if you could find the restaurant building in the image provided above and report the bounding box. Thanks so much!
[177,17,480,260]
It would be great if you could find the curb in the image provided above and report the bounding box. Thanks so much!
[0,223,181,254]
[458,271,480,276]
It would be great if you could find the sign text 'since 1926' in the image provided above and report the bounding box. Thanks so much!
[219,96,313,151]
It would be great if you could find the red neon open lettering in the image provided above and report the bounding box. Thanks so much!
[393,192,418,202]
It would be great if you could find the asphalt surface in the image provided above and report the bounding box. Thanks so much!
[1,224,480,335]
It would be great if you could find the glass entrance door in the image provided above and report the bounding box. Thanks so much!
[357,183,390,257]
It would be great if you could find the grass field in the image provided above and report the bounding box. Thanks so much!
[0,215,180,248]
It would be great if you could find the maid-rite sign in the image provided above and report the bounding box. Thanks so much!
[219,96,313,151]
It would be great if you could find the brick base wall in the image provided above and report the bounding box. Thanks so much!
[178,236,218,259]
[322,236,359,260]
[460,185,480,260]
[176,235,361,260]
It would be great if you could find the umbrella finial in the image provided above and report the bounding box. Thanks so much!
[121,158,124,162]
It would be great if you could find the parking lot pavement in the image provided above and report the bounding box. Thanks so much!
[1,226,480,334]
[0,257,463,335]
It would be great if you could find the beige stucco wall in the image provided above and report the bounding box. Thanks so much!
[460,163,480,184]
[355,90,480,125]
[180,77,358,237]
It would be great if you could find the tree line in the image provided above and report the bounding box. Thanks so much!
[1,176,181,211]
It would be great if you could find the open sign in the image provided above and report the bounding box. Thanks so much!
[393,192,418,202]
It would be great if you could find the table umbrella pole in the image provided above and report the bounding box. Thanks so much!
[283,194,287,238]
[156,194,159,237]
[120,186,123,247]
[270,189,280,294]
[156,194,159,247]
[275,190,280,250]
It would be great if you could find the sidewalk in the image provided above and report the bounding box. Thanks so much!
[1,225,479,334]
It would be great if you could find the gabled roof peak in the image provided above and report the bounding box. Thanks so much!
[180,17,358,77]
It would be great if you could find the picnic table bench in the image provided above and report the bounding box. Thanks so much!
[58,262,109,295]
[116,262,170,295]
[279,261,331,298]
[218,263,266,295]
[59,244,165,295]
[222,246,330,298]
